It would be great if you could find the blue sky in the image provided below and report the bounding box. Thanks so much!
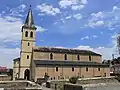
[0,0,120,67]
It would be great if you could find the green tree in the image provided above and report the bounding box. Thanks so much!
[69,77,78,84]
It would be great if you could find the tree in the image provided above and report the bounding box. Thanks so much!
[69,77,78,84]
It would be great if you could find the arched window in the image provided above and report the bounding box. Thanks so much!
[50,53,53,60]
[72,67,74,72]
[27,55,29,59]
[89,56,91,61]
[86,67,88,72]
[25,31,28,37]
[28,42,30,46]
[56,67,58,72]
[77,55,80,60]
[30,31,33,38]
[98,68,100,71]
[64,54,67,60]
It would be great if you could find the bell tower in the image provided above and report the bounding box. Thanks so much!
[19,6,37,79]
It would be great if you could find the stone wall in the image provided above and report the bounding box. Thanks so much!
[64,83,120,90]
[50,77,119,90]
[0,75,11,81]
[0,81,41,90]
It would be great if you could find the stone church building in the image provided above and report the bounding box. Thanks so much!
[13,7,110,81]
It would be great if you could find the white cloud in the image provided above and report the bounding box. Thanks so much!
[81,35,98,40]
[65,15,72,19]
[95,20,104,26]
[10,4,26,17]
[0,16,22,42]
[59,0,87,10]
[81,36,89,40]
[36,26,47,32]
[92,35,98,38]
[88,20,104,28]
[88,6,120,29]
[71,5,84,10]
[112,6,120,11]
[91,11,104,19]
[36,4,61,16]
[81,0,88,4]
[59,0,77,8]
[75,45,94,51]
[0,16,22,68]
[0,47,20,68]
[73,13,83,20]
[88,11,105,28]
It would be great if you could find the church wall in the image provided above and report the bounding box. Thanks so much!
[53,67,62,80]
[72,54,77,61]
[33,52,49,60]
[21,41,35,52]
[81,67,94,77]
[53,53,63,60]
[92,56,101,63]
[33,51,102,63]
[20,53,32,67]
[67,54,73,60]
[80,55,89,61]
[103,68,110,77]
[31,60,36,81]
[93,68,103,77]
[62,67,80,79]
[13,60,20,80]
[34,66,110,81]
[13,67,19,80]
[35,67,47,78]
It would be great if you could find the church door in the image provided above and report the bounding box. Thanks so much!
[24,69,30,80]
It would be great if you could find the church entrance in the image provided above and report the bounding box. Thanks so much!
[24,69,30,80]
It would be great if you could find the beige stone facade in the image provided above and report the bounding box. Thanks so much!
[13,8,110,82]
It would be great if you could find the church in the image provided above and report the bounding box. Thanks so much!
[13,7,110,81]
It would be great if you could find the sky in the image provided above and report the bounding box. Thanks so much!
[0,0,120,68]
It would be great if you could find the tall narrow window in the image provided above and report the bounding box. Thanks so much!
[27,55,29,59]
[50,53,53,60]
[89,56,91,61]
[30,31,33,38]
[25,31,28,37]
[56,67,58,72]
[86,67,88,72]
[72,67,74,72]
[77,55,80,60]
[64,54,67,60]
[98,68,100,71]
[28,42,30,46]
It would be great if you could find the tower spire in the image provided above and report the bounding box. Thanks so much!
[23,5,36,29]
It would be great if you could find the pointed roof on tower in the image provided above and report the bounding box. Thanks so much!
[22,5,36,30]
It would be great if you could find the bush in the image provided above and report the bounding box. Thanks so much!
[69,77,78,84]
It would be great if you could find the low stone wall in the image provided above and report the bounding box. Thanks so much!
[0,80,42,90]
[0,75,11,81]
[64,83,120,90]
[50,77,119,90]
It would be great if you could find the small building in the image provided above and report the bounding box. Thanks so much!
[0,66,12,81]
[13,7,110,82]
